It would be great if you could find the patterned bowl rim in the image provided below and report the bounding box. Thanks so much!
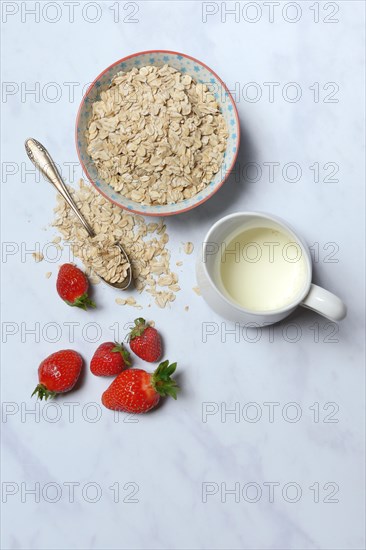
[75,49,240,216]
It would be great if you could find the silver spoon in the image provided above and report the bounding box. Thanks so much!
[25,138,132,290]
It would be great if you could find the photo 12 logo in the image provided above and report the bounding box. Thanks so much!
[201,401,340,423]
[201,2,340,24]
[1,1,140,24]
[1,319,135,344]
[201,481,340,503]
[2,400,139,424]
[201,238,340,267]
[201,320,340,344]
[2,481,140,504]
[203,80,340,104]
[1,159,84,183]
[226,161,340,185]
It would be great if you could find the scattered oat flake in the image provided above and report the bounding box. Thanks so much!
[32,252,44,263]
[169,284,180,292]
[158,274,173,287]
[193,286,201,296]
[176,261,183,266]
[184,242,194,255]
[45,272,52,279]
[124,297,142,309]
[148,320,155,327]
[52,236,61,244]
[52,179,180,308]
[115,296,141,308]
[157,224,166,235]
[89,274,101,285]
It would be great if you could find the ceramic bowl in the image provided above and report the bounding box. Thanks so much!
[76,50,240,216]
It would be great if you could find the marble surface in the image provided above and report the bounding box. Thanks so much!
[1,1,365,549]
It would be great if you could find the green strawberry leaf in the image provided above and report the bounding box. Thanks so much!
[66,293,96,310]
[31,384,57,401]
[128,318,147,341]
[152,360,179,400]
[112,343,131,366]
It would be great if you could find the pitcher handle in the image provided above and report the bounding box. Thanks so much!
[301,283,347,322]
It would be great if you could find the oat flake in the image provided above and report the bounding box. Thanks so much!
[32,252,44,263]
[53,179,180,308]
[85,65,228,206]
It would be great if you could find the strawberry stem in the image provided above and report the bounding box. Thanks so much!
[112,343,131,366]
[66,293,96,310]
[151,360,179,400]
[129,318,147,340]
[31,384,57,401]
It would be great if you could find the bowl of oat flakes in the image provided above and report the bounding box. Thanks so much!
[76,50,240,216]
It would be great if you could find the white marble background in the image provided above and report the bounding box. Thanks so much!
[1,1,365,549]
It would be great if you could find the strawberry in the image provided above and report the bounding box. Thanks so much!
[56,263,95,310]
[90,342,131,376]
[128,318,162,362]
[102,360,178,413]
[32,349,83,400]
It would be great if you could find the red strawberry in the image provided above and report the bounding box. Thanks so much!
[102,360,178,413]
[32,349,83,400]
[90,342,131,376]
[56,263,95,310]
[128,318,162,362]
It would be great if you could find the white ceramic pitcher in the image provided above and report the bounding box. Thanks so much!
[196,212,347,326]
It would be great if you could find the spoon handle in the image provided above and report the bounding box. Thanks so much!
[25,138,95,238]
